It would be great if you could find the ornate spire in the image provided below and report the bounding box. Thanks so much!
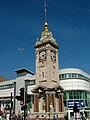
[35,0,59,49]
[44,0,47,23]
[44,0,48,31]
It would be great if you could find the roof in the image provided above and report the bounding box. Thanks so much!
[35,22,59,49]
[32,83,64,93]
[59,68,90,79]
[0,76,8,82]
[15,68,34,75]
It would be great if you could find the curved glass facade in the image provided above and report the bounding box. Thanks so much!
[64,90,90,108]
[59,69,90,119]
[59,73,89,81]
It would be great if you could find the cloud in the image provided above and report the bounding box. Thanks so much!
[65,3,90,12]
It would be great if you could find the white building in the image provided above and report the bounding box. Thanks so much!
[59,68,90,119]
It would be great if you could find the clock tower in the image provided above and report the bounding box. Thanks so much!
[31,0,65,119]
[35,22,59,86]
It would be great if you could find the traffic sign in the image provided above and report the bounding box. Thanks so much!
[68,100,84,108]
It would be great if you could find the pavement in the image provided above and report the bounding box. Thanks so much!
[1,118,7,120]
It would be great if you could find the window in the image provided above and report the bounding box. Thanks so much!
[30,80,35,85]
[64,91,68,107]
[68,74,71,78]
[42,72,44,78]
[87,92,90,107]
[65,74,68,78]
[69,91,73,99]
[75,74,78,78]
[59,73,90,81]
[72,74,74,78]
[0,84,14,90]
[67,91,86,100]
[53,72,55,78]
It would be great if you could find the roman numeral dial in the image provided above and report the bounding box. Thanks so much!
[51,51,56,61]
[39,51,46,60]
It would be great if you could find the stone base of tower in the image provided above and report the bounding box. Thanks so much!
[29,117,65,120]
[29,112,66,120]
[31,84,66,120]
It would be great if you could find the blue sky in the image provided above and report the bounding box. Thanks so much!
[0,0,90,80]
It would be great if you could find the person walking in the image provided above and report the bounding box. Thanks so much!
[53,116,57,120]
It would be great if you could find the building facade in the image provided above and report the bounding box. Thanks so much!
[0,68,90,119]
[59,68,90,119]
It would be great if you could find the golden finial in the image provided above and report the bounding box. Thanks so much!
[44,22,48,31]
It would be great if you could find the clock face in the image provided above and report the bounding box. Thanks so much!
[39,51,46,60]
[51,51,56,61]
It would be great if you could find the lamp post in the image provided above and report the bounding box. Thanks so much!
[10,92,12,120]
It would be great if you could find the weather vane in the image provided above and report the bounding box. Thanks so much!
[44,0,48,22]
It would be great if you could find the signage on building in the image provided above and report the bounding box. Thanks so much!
[68,100,84,108]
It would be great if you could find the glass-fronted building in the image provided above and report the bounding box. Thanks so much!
[59,68,90,119]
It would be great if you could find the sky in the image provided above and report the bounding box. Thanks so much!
[0,0,90,80]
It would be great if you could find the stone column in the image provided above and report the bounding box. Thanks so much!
[46,92,54,112]
[59,93,64,112]
[53,94,56,112]
[46,93,49,112]
[46,91,56,112]
[59,94,61,112]
[61,93,64,112]
[34,93,39,112]
[49,93,52,105]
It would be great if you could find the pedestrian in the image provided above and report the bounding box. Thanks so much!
[6,112,10,120]
[53,116,57,120]
[56,115,58,120]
